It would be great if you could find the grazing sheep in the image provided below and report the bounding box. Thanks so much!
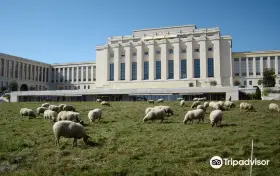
[203,102,209,109]
[101,101,110,106]
[193,98,198,101]
[183,109,205,124]
[217,101,224,106]
[96,99,102,102]
[157,105,174,116]
[20,108,36,119]
[63,105,76,111]
[48,105,60,113]
[269,103,280,112]
[143,109,166,123]
[58,104,66,111]
[180,100,185,107]
[53,120,90,146]
[57,111,81,123]
[191,101,201,109]
[240,102,256,112]
[41,103,50,108]
[157,99,164,103]
[209,110,223,127]
[224,101,236,108]
[148,100,154,104]
[145,107,154,115]
[88,109,102,122]
[177,97,184,101]
[209,101,217,110]
[44,110,58,122]
[36,107,48,115]
[197,105,206,111]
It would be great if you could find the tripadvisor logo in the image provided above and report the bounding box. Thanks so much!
[209,156,270,169]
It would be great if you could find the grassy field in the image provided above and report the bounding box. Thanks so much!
[0,100,280,176]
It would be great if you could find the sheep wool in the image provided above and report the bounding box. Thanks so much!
[143,109,166,122]
[148,100,154,104]
[41,103,50,108]
[20,108,36,119]
[88,109,102,122]
[57,111,81,123]
[269,103,280,112]
[63,105,76,111]
[203,102,209,108]
[157,99,164,103]
[183,109,205,124]
[58,104,66,111]
[48,105,60,113]
[180,100,185,107]
[44,110,58,122]
[145,107,154,115]
[191,101,201,109]
[36,107,48,115]
[101,101,110,106]
[197,105,206,111]
[209,110,223,127]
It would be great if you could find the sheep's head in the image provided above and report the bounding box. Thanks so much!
[83,134,90,144]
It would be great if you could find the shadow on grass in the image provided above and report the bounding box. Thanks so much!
[86,140,105,148]
[163,121,181,124]
[219,123,237,128]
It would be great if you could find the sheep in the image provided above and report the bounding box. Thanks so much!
[180,100,185,107]
[217,101,224,106]
[197,105,206,111]
[145,107,154,115]
[63,105,76,111]
[269,103,280,112]
[44,110,58,122]
[240,102,256,112]
[57,111,81,123]
[88,109,102,122]
[96,99,102,102]
[183,109,205,124]
[20,108,36,119]
[177,97,184,101]
[48,105,60,113]
[148,100,154,104]
[160,106,174,116]
[53,120,90,147]
[58,104,66,111]
[209,110,223,127]
[157,98,164,103]
[143,109,166,123]
[36,107,48,115]
[193,98,198,101]
[204,102,209,109]
[224,101,236,108]
[191,101,201,109]
[101,101,111,106]
[41,103,50,108]
[209,101,217,110]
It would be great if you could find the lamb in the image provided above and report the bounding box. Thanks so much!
[197,105,206,111]
[44,110,58,122]
[209,110,223,127]
[148,100,154,104]
[240,102,256,112]
[20,108,36,119]
[53,120,90,146]
[268,103,280,112]
[191,101,201,109]
[41,103,50,108]
[143,109,166,123]
[48,105,60,113]
[57,111,81,123]
[88,109,102,122]
[36,107,48,115]
[180,100,185,107]
[183,109,205,124]
[177,97,184,101]
[101,101,111,106]
[58,104,66,111]
[96,99,102,102]
[63,105,76,111]
[203,102,209,109]
[145,107,154,115]
[157,98,164,103]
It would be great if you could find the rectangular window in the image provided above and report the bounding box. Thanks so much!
[10,61,14,78]
[121,54,125,57]
[78,67,81,81]
[208,47,213,51]
[156,61,161,79]
[132,53,136,56]
[144,61,149,80]
[181,59,187,78]
[169,49,173,54]
[241,57,247,76]
[51,68,54,82]
[88,66,91,81]
[46,68,49,82]
[69,68,72,81]
[156,50,161,55]
[249,80,252,85]
[28,64,31,80]
[43,67,45,82]
[65,68,67,82]
[83,66,86,81]
[15,62,18,78]
[256,57,260,75]
[144,52,149,56]
[208,58,214,77]
[194,59,200,78]
[39,67,42,81]
[278,56,280,75]
[121,63,125,80]
[168,60,174,79]
[56,68,59,82]
[132,62,137,80]
[109,63,114,81]
[194,48,199,52]
[181,49,186,53]
[270,56,275,70]
[234,58,240,76]
[263,57,267,70]
[1,59,4,76]
[74,67,77,81]
[24,64,27,80]
[244,80,247,85]
[248,57,253,75]
[60,68,63,82]
[84,85,86,89]
[88,85,90,89]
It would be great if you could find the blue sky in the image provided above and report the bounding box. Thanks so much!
[0,0,279,64]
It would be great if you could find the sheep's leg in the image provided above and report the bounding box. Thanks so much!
[73,138,77,147]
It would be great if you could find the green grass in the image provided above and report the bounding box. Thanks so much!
[0,100,280,176]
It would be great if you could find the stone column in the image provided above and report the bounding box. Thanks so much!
[148,43,155,80]
[161,42,167,80]
[136,43,143,80]
[246,58,249,77]
[187,41,194,79]
[114,46,120,81]
[213,39,221,79]
[200,39,207,78]
[91,66,94,82]
[260,57,264,76]
[86,66,89,82]
[125,45,131,81]
[173,41,180,80]
[253,57,256,77]
[239,58,242,77]
[276,56,279,76]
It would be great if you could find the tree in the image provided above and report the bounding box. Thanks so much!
[189,82,194,87]
[9,80,18,91]
[210,80,217,86]
[29,86,35,91]
[263,68,276,87]
[233,80,241,86]
[258,79,263,85]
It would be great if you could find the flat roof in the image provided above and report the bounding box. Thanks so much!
[133,24,197,32]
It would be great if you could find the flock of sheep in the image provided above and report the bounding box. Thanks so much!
[19,98,280,147]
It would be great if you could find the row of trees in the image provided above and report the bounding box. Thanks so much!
[0,80,36,93]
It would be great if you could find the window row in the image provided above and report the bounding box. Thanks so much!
[51,66,95,82]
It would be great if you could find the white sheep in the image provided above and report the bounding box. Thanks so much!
[63,105,76,111]
[143,109,166,122]
[156,105,174,116]
[20,108,36,119]
[183,109,205,124]
[145,107,154,115]
[240,102,256,112]
[193,98,198,101]
[101,101,111,106]
[157,98,164,103]
[191,101,201,109]
[209,110,223,127]
[58,104,66,111]
[48,105,60,113]
[57,111,81,123]
[209,101,217,110]
[217,101,224,106]
[224,101,236,108]
[197,105,206,111]
[36,107,48,115]
[88,109,102,122]
[177,97,184,101]
[148,100,154,104]
[203,102,209,109]
[41,103,50,108]
[44,110,58,122]
[53,120,90,146]
[180,100,185,107]
[96,99,102,102]
[268,103,280,112]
